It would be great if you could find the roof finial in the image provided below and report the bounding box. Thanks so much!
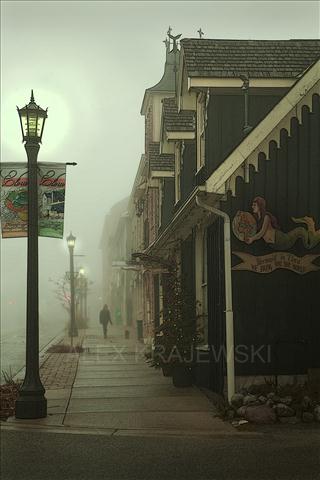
[30,89,35,102]
[163,37,170,54]
[197,28,204,39]
[167,27,182,53]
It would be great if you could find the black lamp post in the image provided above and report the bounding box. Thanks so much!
[15,90,48,419]
[79,267,85,323]
[67,232,78,344]
[80,269,88,323]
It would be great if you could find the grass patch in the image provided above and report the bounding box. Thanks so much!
[1,369,21,420]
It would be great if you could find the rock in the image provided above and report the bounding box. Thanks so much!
[279,416,300,424]
[279,396,293,406]
[236,406,247,417]
[301,396,313,411]
[238,420,249,426]
[267,392,281,403]
[230,393,244,409]
[243,394,258,406]
[275,403,295,417]
[302,412,314,423]
[266,399,274,408]
[313,405,320,422]
[226,409,235,420]
[258,395,267,404]
[239,388,248,396]
[232,419,249,428]
[244,405,276,424]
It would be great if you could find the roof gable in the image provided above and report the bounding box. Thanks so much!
[181,39,320,78]
[162,97,195,132]
[206,59,320,196]
[149,142,174,171]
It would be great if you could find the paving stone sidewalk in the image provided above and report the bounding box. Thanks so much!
[40,353,79,389]
[7,326,234,436]
[39,332,86,389]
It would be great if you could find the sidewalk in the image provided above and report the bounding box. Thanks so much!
[6,326,234,437]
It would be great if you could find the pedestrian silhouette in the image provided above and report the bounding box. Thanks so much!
[99,304,112,339]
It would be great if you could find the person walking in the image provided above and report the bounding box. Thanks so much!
[99,304,112,339]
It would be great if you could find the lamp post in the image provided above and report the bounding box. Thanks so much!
[84,276,88,322]
[67,232,78,345]
[79,267,85,323]
[15,90,48,419]
[79,268,88,324]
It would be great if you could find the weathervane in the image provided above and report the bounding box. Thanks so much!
[167,26,181,52]
[198,28,204,39]
[163,37,169,53]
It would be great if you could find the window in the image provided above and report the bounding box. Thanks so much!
[196,89,210,171]
[201,228,208,344]
[158,179,163,228]
[174,142,183,204]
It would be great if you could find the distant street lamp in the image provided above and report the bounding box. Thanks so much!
[78,267,89,324]
[15,90,48,419]
[67,232,78,344]
[79,267,85,322]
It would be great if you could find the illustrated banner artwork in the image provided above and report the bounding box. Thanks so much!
[0,162,66,238]
[232,251,320,275]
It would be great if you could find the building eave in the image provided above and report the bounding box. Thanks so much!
[188,77,296,90]
[166,131,195,140]
[206,59,320,196]
[145,186,221,255]
[151,170,174,178]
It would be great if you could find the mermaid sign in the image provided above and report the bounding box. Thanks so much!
[232,196,320,274]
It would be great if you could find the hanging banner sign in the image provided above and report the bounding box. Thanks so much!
[0,162,66,239]
[38,162,66,238]
[232,251,320,275]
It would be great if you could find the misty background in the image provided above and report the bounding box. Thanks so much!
[1,1,319,374]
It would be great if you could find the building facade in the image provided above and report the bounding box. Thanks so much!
[102,34,320,397]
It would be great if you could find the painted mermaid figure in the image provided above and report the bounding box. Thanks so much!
[233,196,320,250]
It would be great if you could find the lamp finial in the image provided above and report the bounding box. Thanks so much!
[30,90,35,102]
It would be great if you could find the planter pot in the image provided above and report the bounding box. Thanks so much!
[172,364,193,387]
[161,364,173,377]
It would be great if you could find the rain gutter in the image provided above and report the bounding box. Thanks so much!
[196,196,235,403]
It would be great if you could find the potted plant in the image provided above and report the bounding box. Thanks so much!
[152,331,174,377]
[159,263,200,387]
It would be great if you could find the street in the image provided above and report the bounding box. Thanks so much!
[1,426,320,480]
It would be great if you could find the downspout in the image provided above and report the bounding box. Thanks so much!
[196,196,235,402]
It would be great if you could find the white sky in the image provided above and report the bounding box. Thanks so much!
[1,0,319,331]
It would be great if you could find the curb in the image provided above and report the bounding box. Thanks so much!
[0,422,264,438]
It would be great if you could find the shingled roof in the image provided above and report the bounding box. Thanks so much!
[148,142,174,171]
[162,98,195,132]
[180,39,320,78]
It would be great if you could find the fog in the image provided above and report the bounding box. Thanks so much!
[1,0,319,338]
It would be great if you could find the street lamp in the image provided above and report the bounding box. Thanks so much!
[67,232,78,344]
[15,90,48,419]
[78,267,89,325]
[79,267,85,323]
